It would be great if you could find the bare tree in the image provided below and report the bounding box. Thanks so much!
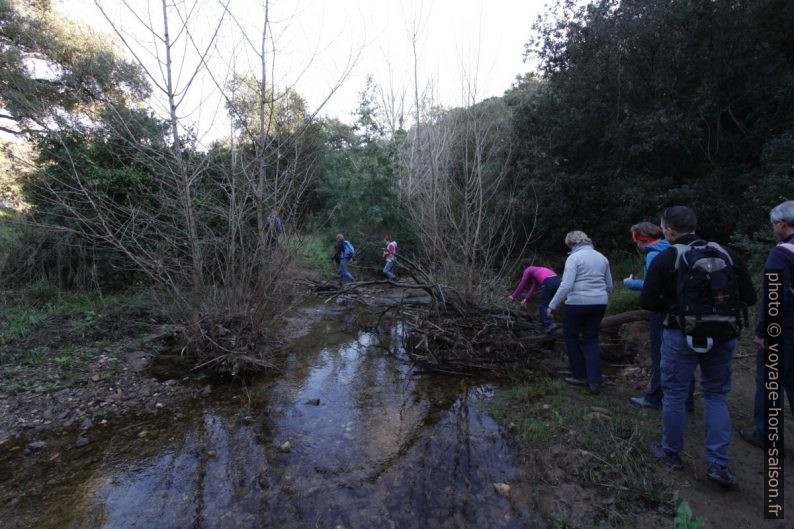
[397,24,533,302]
[19,0,359,372]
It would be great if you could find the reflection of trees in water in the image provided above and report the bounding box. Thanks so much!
[247,324,477,527]
[7,312,525,529]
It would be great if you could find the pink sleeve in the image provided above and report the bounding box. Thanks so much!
[523,279,539,302]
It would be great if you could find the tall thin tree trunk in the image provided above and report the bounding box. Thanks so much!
[256,0,270,258]
[162,0,202,333]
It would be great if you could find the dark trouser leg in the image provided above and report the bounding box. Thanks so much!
[645,312,664,405]
[339,258,355,284]
[580,304,606,386]
[538,277,561,327]
[563,306,587,380]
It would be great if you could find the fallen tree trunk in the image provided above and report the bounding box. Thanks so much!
[527,309,651,344]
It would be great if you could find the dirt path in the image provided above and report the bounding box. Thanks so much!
[490,326,794,529]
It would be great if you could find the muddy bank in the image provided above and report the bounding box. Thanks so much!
[0,289,348,445]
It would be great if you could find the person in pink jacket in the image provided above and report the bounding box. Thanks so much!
[508,260,561,331]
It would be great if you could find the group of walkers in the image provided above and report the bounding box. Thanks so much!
[509,202,794,489]
[331,233,397,287]
[330,201,794,488]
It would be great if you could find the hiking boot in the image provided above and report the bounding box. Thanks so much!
[650,441,683,470]
[589,383,601,395]
[563,376,588,387]
[629,396,661,409]
[739,427,764,449]
[545,323,561,334]
[707,462,738,489]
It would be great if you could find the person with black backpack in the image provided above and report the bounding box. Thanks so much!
[331,233,356,287]
[640,206,756,488]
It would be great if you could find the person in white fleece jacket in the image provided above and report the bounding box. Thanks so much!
[547,231,613,393]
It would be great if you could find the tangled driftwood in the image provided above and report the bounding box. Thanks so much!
[313,255,650,374]
[403,304,651,374]
[312,280,649,375]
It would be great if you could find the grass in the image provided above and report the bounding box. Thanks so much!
[485,376,670,511]
[0,282,153,346]
[0,282,155,394]
[292,232,336,276]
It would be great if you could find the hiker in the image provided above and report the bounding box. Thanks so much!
[383,235,398,281]
[331,233,356,287]
[508,260,561,332]
[624,222,694,411]
[640,206,756,488]
[740,200,794,449]
[266,211,283,249]
[547,231,613,394]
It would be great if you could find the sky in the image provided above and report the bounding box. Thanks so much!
[58,0,546,144]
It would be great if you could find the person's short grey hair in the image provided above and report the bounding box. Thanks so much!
[564,230,591,248]
[770,201,794,227]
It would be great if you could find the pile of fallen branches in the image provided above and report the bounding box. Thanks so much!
[402,304,550,374]
[404,308,651,374]
[310,254,650,374]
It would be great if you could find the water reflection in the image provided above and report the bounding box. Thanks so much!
[1,310,536,529]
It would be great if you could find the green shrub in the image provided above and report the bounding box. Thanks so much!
[607,288,642,315]
[673,496,706,529]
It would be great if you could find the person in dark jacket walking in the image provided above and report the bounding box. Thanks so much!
[640,206,756,488]
[331,233,356,287]
[624,222,694,411]
[740,200,794,448]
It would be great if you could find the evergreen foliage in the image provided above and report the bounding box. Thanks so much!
[511,0,794,251]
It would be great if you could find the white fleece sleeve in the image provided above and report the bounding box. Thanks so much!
[549,256,576,310]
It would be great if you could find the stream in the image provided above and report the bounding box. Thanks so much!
[1,305,539,528]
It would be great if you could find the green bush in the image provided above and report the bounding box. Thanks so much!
[607,288,641,315]
[605,254,645,315]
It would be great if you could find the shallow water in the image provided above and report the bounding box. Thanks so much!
[1,307,537,528]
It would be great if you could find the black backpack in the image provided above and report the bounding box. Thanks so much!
[673,241,746,352]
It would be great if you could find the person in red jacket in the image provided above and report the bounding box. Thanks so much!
[382,236,398,281]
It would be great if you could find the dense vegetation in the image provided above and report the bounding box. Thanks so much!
[1,0,792,346]
[511,0,794,255]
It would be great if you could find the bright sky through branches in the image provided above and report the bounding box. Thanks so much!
[58,0,544,144]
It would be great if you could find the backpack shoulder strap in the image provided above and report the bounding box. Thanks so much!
[672,243,694,270]
[704,241,734,265]
[778,242,794,254]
